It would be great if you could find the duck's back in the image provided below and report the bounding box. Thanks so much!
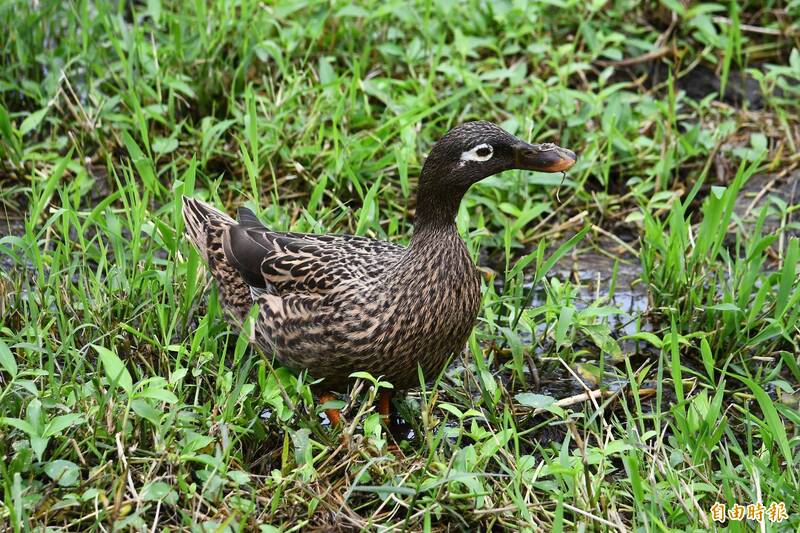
[183,197,403,310]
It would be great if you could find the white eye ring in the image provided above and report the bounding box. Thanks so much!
[460,143,493,163]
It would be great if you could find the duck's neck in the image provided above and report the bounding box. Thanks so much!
[412,177,467,238]
[413,200,461,235]
[408,185,472,273]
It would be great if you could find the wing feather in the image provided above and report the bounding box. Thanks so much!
[222,212,404,297]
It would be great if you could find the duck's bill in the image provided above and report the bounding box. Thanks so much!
[514,142,577,173]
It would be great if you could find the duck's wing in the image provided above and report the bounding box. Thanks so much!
[223,208,404,296]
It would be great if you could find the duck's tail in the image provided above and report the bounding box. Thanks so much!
[181,196,256,323]
[181,196,236,261]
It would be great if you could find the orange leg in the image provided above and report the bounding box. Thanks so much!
[378,390,392,420]
[379,390,404,452]
[318,392,342,426]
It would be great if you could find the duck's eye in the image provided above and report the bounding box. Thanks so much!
[460,143,494,163]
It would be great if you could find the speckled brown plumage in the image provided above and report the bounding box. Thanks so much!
[183,121,576,392]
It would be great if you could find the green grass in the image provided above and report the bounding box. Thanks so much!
[1,0,799,530]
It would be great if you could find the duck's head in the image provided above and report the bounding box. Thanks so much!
[416,121,577,225]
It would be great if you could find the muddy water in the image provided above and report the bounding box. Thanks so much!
[734,170,799,239]
[538,248,646,334]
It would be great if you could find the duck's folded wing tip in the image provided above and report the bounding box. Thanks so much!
[224,225,273,289]
[237,206,263,227]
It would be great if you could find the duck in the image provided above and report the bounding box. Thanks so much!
[182,121,576,424]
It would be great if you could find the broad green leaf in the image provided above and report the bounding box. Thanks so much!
[707,303,741,312]
[93,344,133,394]
[31,436,49,461]
[621,332,663,348]
[515,393,556,409]
[152,137,178,154]
[555,306,575,349]
[19,108,48,136]
[132,399,162,426]
[138,387,178,403]
[515,393,565,416]
[0,338,17,377]
[44,414,83,437]
[44,460,80,487]
[142,481,172,501]
[0,417,36,436]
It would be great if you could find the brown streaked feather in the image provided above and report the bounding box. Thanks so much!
[223,212,404,296]
[182,196,253,323]
[182,196,481,391]
[182,196,235,261]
